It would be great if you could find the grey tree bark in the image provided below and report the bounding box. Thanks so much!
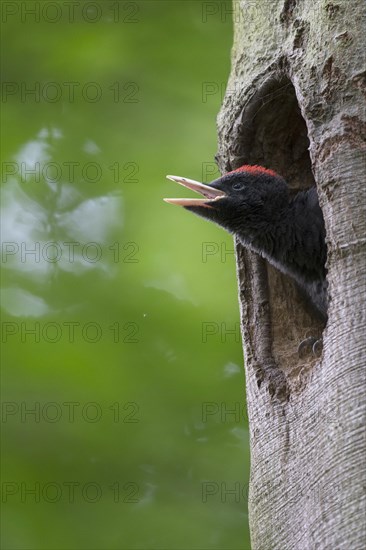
[216,1,366,548]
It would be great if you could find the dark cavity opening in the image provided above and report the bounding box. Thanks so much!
[231,75,326,381]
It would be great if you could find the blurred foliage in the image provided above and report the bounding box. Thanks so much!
[1,1,251,549]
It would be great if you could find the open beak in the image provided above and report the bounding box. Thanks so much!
[164,175,226,208]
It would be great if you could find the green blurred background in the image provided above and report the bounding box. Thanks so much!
[1,1,250,548]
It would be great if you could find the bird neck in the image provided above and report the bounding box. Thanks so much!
[236,191,314,280]
[236,200,292,257]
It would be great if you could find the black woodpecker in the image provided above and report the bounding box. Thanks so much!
[164,165,328,324]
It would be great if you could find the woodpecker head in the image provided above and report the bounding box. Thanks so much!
[164,165,289,237]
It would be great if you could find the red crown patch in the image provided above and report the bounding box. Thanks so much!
[228,165,278,178]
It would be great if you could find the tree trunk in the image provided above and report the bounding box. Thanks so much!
[216,1,366,548]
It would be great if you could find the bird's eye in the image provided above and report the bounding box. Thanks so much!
[232,182,244,191]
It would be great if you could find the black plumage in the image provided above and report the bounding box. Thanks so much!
[165,165,328,319]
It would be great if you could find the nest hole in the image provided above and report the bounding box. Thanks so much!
[231,75,326,378]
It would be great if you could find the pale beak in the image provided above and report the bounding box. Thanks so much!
[164,175,226,208]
